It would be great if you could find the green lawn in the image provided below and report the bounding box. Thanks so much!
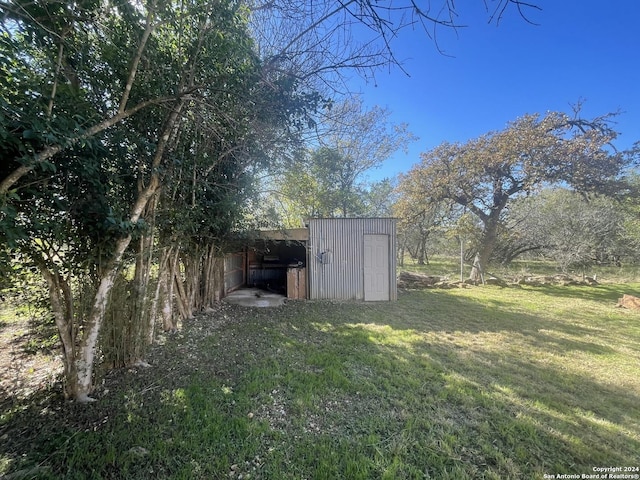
[1,282,639,479]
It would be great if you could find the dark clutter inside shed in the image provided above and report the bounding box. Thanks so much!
[248,240,306,298]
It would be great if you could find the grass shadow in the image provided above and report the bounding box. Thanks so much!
[0,360,266,479]
[342,322,639,466]
[306,294,640,474]
[1,289,638,479]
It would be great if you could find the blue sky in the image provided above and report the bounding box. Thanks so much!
[350,1,640,182]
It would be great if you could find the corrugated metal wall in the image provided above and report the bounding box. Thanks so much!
[308,218,397,301]
[223,252,245,294]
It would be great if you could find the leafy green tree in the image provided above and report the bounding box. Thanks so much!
[270,98,415,222]
[363,178,396,217]
[0,0,295,401]
[619,170,640,260]
[273,147,361,221]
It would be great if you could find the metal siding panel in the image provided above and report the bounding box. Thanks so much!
[308,218,397,301]
[308,220,320,299]
[308,218,358,300]
[224,253,245,293]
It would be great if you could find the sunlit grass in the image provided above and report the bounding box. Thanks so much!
[1,281,639,478]
[401,254,640,283]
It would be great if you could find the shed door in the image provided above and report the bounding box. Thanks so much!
[364,234,390,301]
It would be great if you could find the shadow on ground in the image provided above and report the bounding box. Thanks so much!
[1,288,638,478]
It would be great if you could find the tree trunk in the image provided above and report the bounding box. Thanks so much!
[102,226,156,370]
[74,235,133,402]
[416,235,428,265]
[39,266,78,399]
[203,246,223,306]
[159,244,225,323]
[468,208,501,283]
[180,250,199,316]
[161,247,180,332]
[398,241,405,267]
[152,247,172,338]
[469,253,484,284]
[128,192,158,364]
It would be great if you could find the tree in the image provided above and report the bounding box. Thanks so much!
[318,98,416,187]
[271,147,361,221]
[0,0,543,401]
[407,110,631,281]
[394,171,452,265]
[0,0,298,401]
[363,178,396,217]
[269,98,415,222]
[619,170,640,261]
[504,189,628,272]
[248,0,541,95]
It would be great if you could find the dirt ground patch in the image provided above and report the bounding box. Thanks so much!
[0,308,62,403]
[0,299,248,407]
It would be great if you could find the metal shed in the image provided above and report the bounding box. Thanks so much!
[307,218,397,301]
[224,218,397,302]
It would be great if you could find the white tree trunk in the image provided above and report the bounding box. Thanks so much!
[162,248,180,332]
[469,253,484,284]
[74,236,133,401]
